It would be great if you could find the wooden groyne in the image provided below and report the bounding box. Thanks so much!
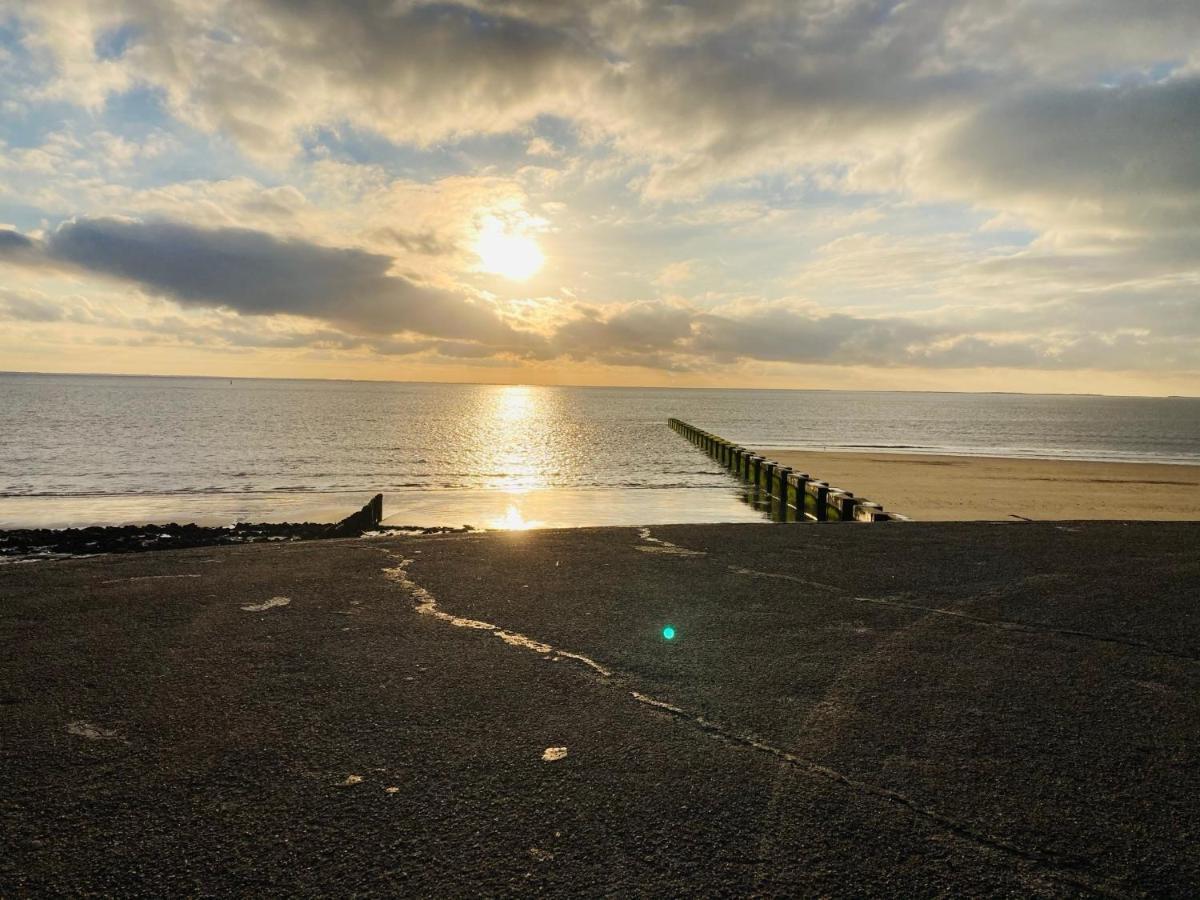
[327,493,384,536]
[668,419,903,522]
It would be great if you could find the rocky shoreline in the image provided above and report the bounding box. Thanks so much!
[0,521,475,562]
[0,494,473,561]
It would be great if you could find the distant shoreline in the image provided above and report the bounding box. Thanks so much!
[3,370,1195,400]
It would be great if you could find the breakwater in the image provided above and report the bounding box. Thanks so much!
[668,419,903,522]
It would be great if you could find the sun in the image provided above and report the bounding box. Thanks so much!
[474,215,544,281]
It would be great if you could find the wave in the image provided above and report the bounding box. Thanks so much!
[0,481,738,499]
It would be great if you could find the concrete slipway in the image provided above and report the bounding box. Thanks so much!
[2,521,1198,896]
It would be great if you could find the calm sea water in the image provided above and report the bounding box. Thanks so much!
[2,373,1198,528]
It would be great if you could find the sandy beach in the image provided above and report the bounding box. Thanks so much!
[758,450,1200,521]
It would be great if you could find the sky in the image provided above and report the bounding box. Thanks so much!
[0,1,1198,394]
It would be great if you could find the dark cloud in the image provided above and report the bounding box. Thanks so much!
[689,307,932,365]
[553,303,695,357]
[545,300,932,368]
[546,298,1200,372]
[39,217,534,344]
[0,229,35,251]
[0,229,44,267]
[177,0,601,151]
[939,76,1200,228]
[369,227,458,256]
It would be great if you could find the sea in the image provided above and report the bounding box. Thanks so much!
[2,372,1198,530]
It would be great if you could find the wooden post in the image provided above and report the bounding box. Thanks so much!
[827,490,856,522]
[788,472,809,521]
[807,480,830,521]
[774,466,792,521]
[854,502,886,522]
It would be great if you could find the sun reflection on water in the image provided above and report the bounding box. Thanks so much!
[496,384,534,424]
[487,385,552,495]
[488,503,544,531]
[474,385,555,528]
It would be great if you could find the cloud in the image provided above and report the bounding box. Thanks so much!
[0,229,37,256]
[545,298,939,369]
[7,224,1197,373]
[0,287,74,322]
[4,1,1200,387]
[690,305,931,366]
[930,75,1200,239]
[26,0,605,161]
[542,294,1200,373]
[12,0,1200,206]
[553,302,695,358]
[10,217,542,348]
[368,227,458,257]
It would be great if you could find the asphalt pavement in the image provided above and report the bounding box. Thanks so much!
[2,521,1198,896]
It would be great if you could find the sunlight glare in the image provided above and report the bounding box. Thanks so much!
[497,384,534,423]
[475,216,544,281]
[486,385,549,494]
[489,503,543,530]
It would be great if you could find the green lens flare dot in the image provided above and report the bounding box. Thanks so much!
[662,626,676,640]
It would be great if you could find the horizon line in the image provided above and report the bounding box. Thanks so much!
[1,369,1194,401]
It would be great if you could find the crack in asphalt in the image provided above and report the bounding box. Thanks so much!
[727,565,843,593]
[729,565,1199,666]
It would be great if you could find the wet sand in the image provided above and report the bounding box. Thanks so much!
[758,450,1200,521]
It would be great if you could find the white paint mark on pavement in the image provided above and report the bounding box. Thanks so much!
[101,574,202,583]
[496,631,554,654]
[66,721,121,741]
[542,746,568,762]
[552,650,611,675]
[241,596,291,612]
[631,692,685,714]
[636,527,705,557]
[382,556,612,676]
